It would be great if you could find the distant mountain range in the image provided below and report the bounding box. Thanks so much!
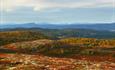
[0,23,115,31]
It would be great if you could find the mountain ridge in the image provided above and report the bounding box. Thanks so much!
[0,23,115,31]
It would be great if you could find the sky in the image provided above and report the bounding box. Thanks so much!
[0,0,115,24]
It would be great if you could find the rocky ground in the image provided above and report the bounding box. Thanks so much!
[0,39,115,70]
[0,53,115,70]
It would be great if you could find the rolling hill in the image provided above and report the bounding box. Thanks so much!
[0,31,48,46]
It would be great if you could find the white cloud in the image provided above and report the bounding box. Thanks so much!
[0,0,40,11]
[0,0,114,12]
[97,0,113,3]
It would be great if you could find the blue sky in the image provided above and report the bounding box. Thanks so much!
[0,0,115,24]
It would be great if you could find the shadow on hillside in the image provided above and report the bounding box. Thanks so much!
[0,48,16,53]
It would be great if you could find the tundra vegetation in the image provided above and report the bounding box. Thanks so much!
[0,30,115,70]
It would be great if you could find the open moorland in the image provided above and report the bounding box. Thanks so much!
[0,29,115,70]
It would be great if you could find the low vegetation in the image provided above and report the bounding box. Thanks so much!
[0,30,115,70]
[1,38,115,57]
[0,31,48,46]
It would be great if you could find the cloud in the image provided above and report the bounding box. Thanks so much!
[0,0,114,12]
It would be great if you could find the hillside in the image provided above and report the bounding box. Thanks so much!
[0,30,115,70]
[39,29,115,39]
[1,38,115,56]
[0,53,115,70]
[0,31,48,46]
[0,39,115,70]
[1,28,115,39]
